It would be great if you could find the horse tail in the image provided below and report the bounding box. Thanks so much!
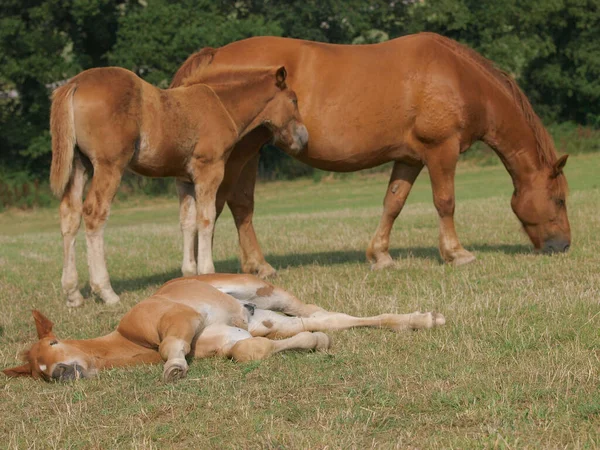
[49,82,78,198]
[170,47,216,88]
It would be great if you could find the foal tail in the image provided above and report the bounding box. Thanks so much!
[49,82,78,198]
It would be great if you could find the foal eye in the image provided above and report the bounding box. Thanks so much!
[555,198,565,207]
[49,340,58,346]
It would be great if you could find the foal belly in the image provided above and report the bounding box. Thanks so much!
[128,135,192,179]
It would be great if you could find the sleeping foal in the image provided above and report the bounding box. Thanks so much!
[3,274,445,383]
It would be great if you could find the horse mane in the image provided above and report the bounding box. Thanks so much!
[424,33,558,169]
[170,47,216,88]
[180,65,277,88]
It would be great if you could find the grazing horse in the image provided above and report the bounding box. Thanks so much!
[50,65,308,307]
[2,274,445,382]
[170,32,570,278]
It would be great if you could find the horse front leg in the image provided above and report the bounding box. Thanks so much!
[59,156,88,307]
[176,180,198,277]
[82,162,123,304]
[426,140,476,265]
[367,161,423,270]
[191,158,225,274]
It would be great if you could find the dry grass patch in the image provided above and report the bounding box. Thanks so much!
[1,154,599,448]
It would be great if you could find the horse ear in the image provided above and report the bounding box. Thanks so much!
[552,154,569,178]
[3,363,33,378]
[32,310,54,339]
[275,66,287,88]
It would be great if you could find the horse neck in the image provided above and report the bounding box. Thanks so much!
[208,76,275,138]
[64,331,161,370]
[481,90,553,191]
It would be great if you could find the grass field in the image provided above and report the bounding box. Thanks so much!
[1,153,599,448]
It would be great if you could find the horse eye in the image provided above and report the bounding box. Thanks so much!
[49,340,58,346]
[555,198,565,207]
[292,99,298,106]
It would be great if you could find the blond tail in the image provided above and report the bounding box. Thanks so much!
[49,82,78,197]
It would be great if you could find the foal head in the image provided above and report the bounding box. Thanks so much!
[511,155,571,253]
[3,311,96,381]
[258,66,308,154]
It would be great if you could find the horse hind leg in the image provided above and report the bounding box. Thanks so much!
[59,155,88,307]
[367,161,423,270]
[82,161,125,304]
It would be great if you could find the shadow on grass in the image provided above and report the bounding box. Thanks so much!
[109,242,530,294]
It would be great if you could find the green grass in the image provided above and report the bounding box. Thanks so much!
[1,154,599,448]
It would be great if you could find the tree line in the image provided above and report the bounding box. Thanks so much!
[1,0,599,202]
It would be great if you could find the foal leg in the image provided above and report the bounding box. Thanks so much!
[176,180,198,277]
[426,140,475,265]
[367,161,423,270]
[249,308,445,338]
[59,156,88,307]
[200,274,324,316]
[158,307,203,382]
[194,324,330,362]
[82,162,123,304]
[192,159,225,274]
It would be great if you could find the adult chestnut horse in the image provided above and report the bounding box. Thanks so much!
[50,65,307,307]
[3,274,445,382]
[171,32,570,278]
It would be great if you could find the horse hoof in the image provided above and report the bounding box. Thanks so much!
[370,255,396,271]
[101,290,120,305]
[66,292,85,308]
[256,264,277,279]
[313,332,332,351]
[163,359,188,383]
[430,312,446,327]
[449,250,476,266]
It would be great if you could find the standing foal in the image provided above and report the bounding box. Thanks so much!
[50,66,307,307]
[3,274,445,383]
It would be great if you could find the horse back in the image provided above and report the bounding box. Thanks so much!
[70,67,144,162]
[202,34,491,166]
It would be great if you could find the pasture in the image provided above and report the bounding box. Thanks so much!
[1,153,599,448]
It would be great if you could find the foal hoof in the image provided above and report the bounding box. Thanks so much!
[66,291,85,308]
[101,290,120,305]
[256,264,277,279]
[313,332,332,351]
[163,359,188,383]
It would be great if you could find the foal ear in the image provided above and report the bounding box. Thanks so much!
[32,310,54,339]
[3,363,33,378]
[275,66,287,88]
[552,154,569,178]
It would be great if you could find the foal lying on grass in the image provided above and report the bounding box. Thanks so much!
[3,274,445,383]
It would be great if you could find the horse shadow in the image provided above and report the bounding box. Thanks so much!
[109,242,529,294]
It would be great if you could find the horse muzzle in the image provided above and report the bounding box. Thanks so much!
[542,238,570,254]
[51,363,86,381]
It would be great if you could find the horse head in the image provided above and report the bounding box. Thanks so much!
[2,311,96,381]
[257,66,308,155]
[511,155,571,253]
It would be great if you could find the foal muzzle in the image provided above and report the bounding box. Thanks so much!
[52,363,85,381]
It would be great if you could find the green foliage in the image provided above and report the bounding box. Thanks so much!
[109,0,281,87]
[1,0,600,207]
